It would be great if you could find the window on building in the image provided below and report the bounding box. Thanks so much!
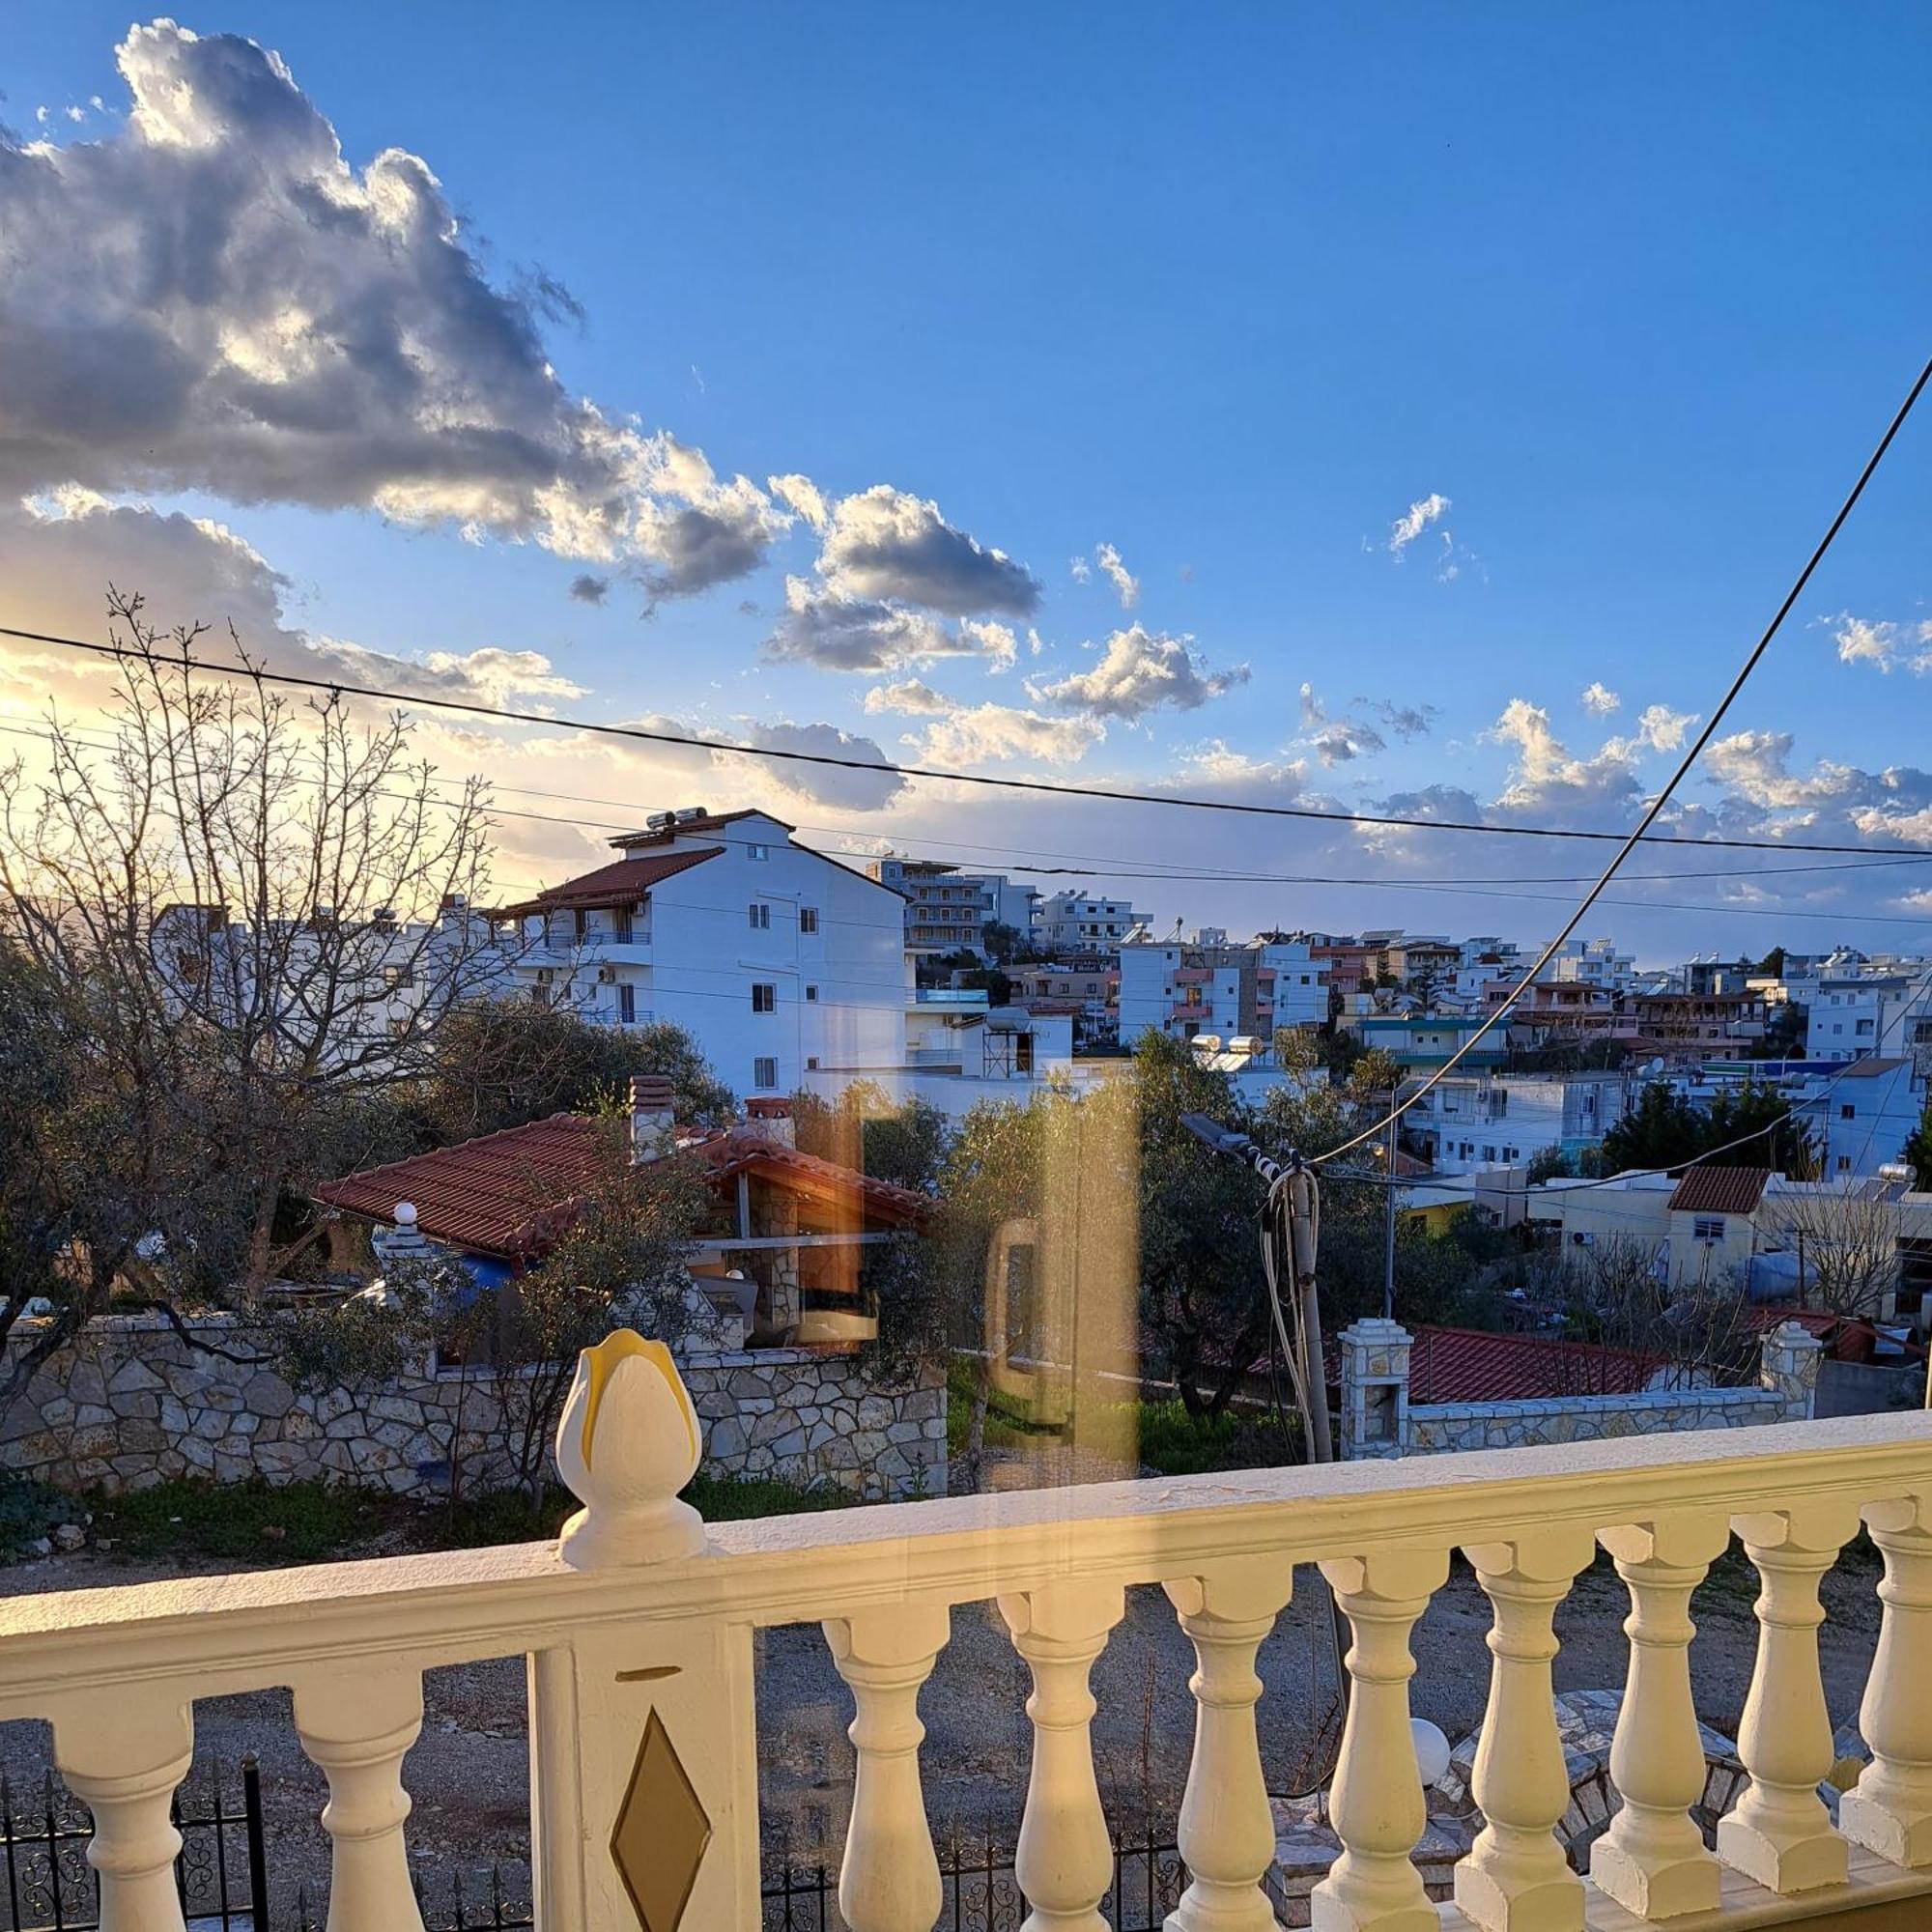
[801,906,819,934]
[806,984,819,1002]
[1837,1155,1853,1174]
[1692,1216,1725,1242]
[807,1055,819,1070]
[1841,1103,1857,1121]
[613,906,634,944]
[1857,1018,1874,1035]
[617,983,636,1024]
[748,842,770,860]
[748,902,771,929]
[753,1056,778,1090]
[752,983,777,1013]
[573,907,587,940]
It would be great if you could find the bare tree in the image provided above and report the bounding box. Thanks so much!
[0,593,505,1312]
[1562,1234,1758,1387]
[1766,1186,1902,1320]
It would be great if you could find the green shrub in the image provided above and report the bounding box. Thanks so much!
[0,1470,66,1558]
[90,1478,398,1564]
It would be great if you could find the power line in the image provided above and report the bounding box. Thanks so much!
[1315,351,1932,1167]
[7,620,1932,859]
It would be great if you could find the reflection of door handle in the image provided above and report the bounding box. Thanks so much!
[985,1215,1039,1403]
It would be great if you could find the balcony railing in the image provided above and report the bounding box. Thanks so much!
[0,1347,1928,1930]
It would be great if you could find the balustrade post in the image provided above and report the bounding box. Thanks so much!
[1590,1513,1731,1921]
[1312,1545,1449,1932]
[998,1579,1126,1932]
[293,1667,430,1932]
[530,1330,760,1929]
[1840,1491,1932,1869]
[1719,1501,1860,1894]
[1456,1525,1596,1932]
[1161,1553,1296,1932]
[51,1688,193,1932]
[823,1602,952,1932]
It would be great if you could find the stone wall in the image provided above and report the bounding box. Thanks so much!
[0,1314,945,1502]
[1337,1318,1821,1460]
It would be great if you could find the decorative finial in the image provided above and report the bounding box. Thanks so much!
[556,1330,705,1568]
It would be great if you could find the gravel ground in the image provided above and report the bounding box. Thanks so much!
[0,1527,1885,1912]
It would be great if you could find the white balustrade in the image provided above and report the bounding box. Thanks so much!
[1591,1513,1731,1920]
[1162,1553,1296,1932]
[51,1689,193,1932]
[293,1667,429,1932]
[1456,1524,1597,1932]
[1719,1501,1861,1894]
[0,1363,1927,1932]
[999,1579,1126,1932]
[1840,1490,1932,1868]
[823,1602,952,1932]
[1313,1545,1449,1932]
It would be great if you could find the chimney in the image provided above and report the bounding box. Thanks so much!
[630,1074,677,1162]
[744,1095,796,1149]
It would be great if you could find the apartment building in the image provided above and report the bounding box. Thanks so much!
[864,857,1039,958]
[1118,937,1327,1045]
[1806,969,1932,1065]
[1404,1071,1631,1176]
[1037,890,1143,954]
[493,808,908,1099]
[1547,937,1639,994]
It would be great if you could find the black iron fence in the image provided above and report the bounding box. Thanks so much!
[293,1870,534,1931]
[0,1757,264,1932]
[762,1824,1186,1932]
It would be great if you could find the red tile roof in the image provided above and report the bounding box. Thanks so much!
[490,845,722,920]
[314,1116,930,1259]
[1666,1166,1772,1216]
[1319,1323,1665,1402]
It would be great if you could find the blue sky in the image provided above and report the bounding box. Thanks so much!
[3,6,1929,958]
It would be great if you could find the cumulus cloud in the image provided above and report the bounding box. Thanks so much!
[0,20,785,595]
[1632,702,1695,753]
[1297,683,1394,764]
[814,485,1039,617]
[763,578,1013,673]
[735,720,906,810]
[1581,681,1621,716]
[1030,625,1248,723]
[1485,697,1646,825]
[569,574,610,605]
[768,473,830,532]
[864,680,1101,765]
[1832,612,1932,675]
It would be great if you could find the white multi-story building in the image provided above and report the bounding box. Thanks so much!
[494,809,908,1100]
[1118,937,1327,1046]
[1806,969,1932,1065]
[1793,1057,1926,1181]
[863,858,1039,958]
[1546,937,1639,995]
[1404,1071,1632,1177]
[1037,891,1143,955]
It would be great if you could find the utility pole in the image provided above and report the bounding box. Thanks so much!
[1382,1106,1399,1321]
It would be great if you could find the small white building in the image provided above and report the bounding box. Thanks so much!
[1806,969,1931,1065]
[1119,937,1327,1045]
[1037,890,1143,955]
[1793,1058,1927,1180]
[494,808,909,1101]
[1405,1071,1631,1176]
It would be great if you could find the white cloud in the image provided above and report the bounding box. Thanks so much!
[864,680,1102,765]
[1386,492,1451,557]
[1297,683,1396,764]
[1832,612,1932,676]
[768,473,829,532]
[763,578,1014,673]
[1030,624,1248,722]
[1581,680,1621,716]
[813,484,1039,616]
[960,618,1019,671]
[1069,554,1092,584]
[1094,541,1140,610]
[1633,702,1695,753]
[0,21,789,599]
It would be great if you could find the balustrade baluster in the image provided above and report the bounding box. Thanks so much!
[292,1667,429,1932]
[1719,1501,1860,1893]
[1590,1514,1730,1921]
[998,1579,1126,1932]
[51,1689,193,1932]
[1840,1492,1932,1869]
[824,1602,952,1932]
[1161,1553,1295,1932]
[1312,1546,1449,1932]
[1456,1525,1596,1932]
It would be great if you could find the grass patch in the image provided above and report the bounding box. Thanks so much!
[945,1358,1063,1453]
[1128,1398,1296,1476]
[91,1477,402,1565]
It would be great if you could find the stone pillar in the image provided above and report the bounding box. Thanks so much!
[1338,1319,1413,1461]
[1758,1321,1822,1422]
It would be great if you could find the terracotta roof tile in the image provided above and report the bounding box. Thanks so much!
[489,845,722,919]
[1319,1324,1665,1402]
[1666,1166,1772,1215]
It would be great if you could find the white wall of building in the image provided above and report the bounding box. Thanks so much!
[1038,891,1142,954]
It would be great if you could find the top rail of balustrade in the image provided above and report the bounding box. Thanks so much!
[1,1410,1927,1713]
